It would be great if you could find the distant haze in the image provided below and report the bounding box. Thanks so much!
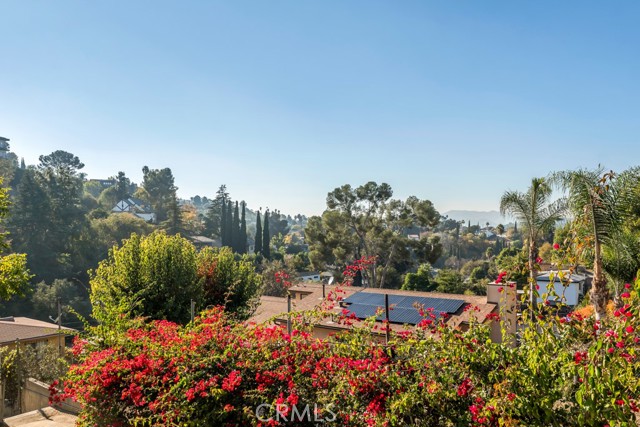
[443,210,511,227]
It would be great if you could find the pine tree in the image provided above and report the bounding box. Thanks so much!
[20,158,25,169]
[205,185,229,239]
[240,201,247,254]
[221,199,227,246]
[262,210,271,259]
[232,201,240,252]
[255,211,263,255]
[514,221,518,233]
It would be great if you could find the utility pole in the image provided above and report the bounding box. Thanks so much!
[384,294,390,345]
[57,298,62,356]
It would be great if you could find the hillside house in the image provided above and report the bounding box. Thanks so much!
[112,197,156,223]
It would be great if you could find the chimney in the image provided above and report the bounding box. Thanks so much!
[487,281,517,345]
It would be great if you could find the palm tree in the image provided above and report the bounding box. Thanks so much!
[553,167,639,320]
[500,178,566,314]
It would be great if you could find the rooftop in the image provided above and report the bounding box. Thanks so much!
[248,283,496,334]
[0,317,73,345]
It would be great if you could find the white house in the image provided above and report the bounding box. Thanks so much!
[299,271,321,282]
[535,271,586,307]
[112,197,156,223]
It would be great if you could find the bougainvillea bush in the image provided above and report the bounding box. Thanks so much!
[55,279,639,426]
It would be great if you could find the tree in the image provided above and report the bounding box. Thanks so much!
[38,150,84,173]
[114,171,133,201]
[0,178,32,299]
[262,210,271,259]
[434,269,466,294]
[401,263,435,292]
[255,211,263,255]
[161,192,183,235]
[31,278,92,320]
[260,259,293,297]
[197,247,261,319]
[232,201,240,252]
[220,199,228,246]
[10,151,87,282]
[141,166,178,223]
[553,167,640,319]
[89,213,154,263]
[307,182,440,288]
[90,231,201,325]
[496,224,505,235]
[239,202,247,254]
[225,201,233,248]
[268,210,290,238]
[500,178,566,314]
[205,185,228,239]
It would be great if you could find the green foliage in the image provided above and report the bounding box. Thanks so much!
[90,231,201,325]
[96,186,119,209]
[1,343,69,412]
[197,247,261,320]
[260,259,293,297]
[60,280,640,426]
[254,211,263,255]
[262,210,271,259]
[494,247,529,285]
[232,201,240,251]
[204,185,228,239]
[554,167,640,318]
[0,178,33,299]
[401,263,435,292]
[32,279,92,320]
[141,166,178,223]
[84,180,104,198]
[9,152,87,282]
[306,182,440,288]
[434,269,466,294]
[0,253,33,300]
[239,201,248,254]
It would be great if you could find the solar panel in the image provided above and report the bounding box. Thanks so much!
[344,292,465,315]
[344,303,439,325]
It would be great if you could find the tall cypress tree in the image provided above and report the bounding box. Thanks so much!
[262,210,271,259]
[220,199,227,246]
[232,201,240,252]
[255,211,263,255]
[225,201,233,248]
[240,201,247,254]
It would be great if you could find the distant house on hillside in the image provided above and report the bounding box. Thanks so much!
[88,178,116,189]
[188,235,221,249]
[299,271,321,282]
[112,197,156,223]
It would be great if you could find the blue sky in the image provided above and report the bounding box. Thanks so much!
[1,1,639,216]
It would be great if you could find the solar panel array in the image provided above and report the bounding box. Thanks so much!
[342,292,465,325]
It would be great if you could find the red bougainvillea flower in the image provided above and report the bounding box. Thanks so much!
[553,243,560,250]
[495,271,507,284]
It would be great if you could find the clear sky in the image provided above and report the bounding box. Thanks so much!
[1,1,639,216]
